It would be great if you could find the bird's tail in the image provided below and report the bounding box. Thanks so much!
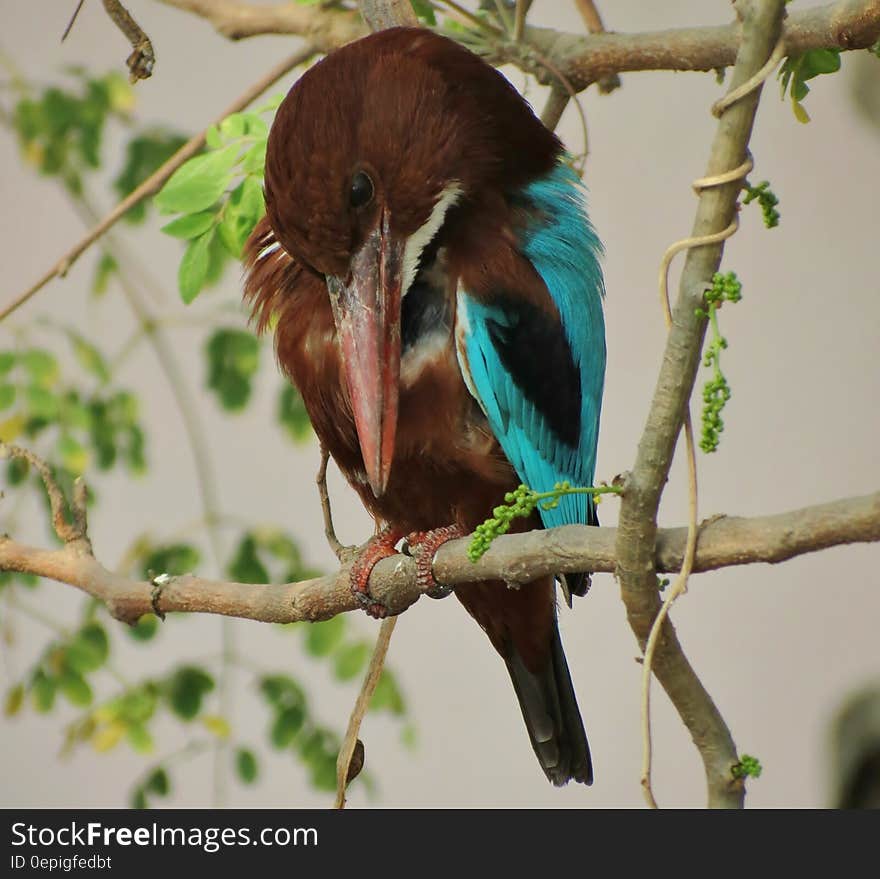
[503,618,592,786]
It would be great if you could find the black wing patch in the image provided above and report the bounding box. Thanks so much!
[401,236,452,354]
[484,295,581,448]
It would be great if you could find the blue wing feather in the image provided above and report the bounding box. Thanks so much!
[457,162,605,530]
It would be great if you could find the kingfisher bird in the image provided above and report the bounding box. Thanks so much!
[244,27,606,786]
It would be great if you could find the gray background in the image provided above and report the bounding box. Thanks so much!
[1,1,878,808]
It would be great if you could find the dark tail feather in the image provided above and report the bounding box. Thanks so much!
[503,619,592,786]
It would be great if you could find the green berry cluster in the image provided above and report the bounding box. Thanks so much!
[743,180,780,228]
[731,753,763,780]
[467,481,621,563]
[696,272,742,454]
[468,484,543,563]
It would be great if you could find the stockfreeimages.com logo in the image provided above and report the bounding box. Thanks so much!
[11,821,318,854]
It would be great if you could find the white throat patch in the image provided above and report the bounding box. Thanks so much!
[401,182,462,298]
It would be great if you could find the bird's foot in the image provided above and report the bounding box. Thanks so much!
[405,525,466,599]
[349,526,405,619]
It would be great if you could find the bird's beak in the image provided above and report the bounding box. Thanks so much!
[327,209,403,498]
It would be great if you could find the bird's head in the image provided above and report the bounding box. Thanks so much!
[262,27,559,497]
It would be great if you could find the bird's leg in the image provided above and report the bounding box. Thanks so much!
[405,525,466,599]
[348,525,406,619]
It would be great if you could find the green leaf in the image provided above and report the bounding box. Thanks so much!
[114,130,188,223]
[202,714,231,739]
[235,747,259,784]
[6,458,29,485]
[241,112,268,139]
[227,534,269,584]
[259,674,305,710]
[146,767,170,796]
[219,177,266,257]
[792,101,811,124]
[4,684,25,717]
[270,705,305,748]
[410,0,437,25]
[0,384,16,411]
[126,723,154,753]
[140,543,201,578]
[400,722,417,750]
[304,617,345,657]
[205,124,222,149]
[31,670,56,712]
[253,93,285,114]
[130,788,148,809]
[220,113,247,140]
[238,174,265,221]
[161,210,217,239]
[128,613,160,641]
[0,352,15,376]
[369,669,405,715]
[92,253,118,296]
[241,141,267,175]
[167,666,215,720]
[21,349,59,387]
[277,385,312,442]
[178,228,215,304]
[791,78,810,103]
[154,144,240,214]
[26,386,59,420]
[65,623,109,673]
[58,669,93,707]
[333,642,371,681]
[205,329,261,411]
[78,623,110,665]
[57,434,89,475]
[203,227,230,286]
[800,48,841,77]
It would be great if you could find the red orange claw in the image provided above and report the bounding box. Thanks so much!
[406,525,465,599]
[349,526,405,618]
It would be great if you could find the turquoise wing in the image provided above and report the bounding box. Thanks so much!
[456,163,606,530]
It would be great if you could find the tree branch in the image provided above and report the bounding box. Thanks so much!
[523,0,880,89]
[155,1,880,89]
[2,491,876,625]
[615,0,787,809]
[359,0,418,31]
[155,0,367,51]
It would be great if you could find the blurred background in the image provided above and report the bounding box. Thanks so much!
[1,1,878,808]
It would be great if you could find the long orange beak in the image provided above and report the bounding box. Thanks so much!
[327,209,403,498]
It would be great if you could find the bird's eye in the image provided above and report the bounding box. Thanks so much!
[349,171,374,209]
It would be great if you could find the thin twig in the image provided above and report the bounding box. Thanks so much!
[101,0,156,81]
[513,0,527,43]
[0,442,87,546]
[334,617,397,809]
[317,445,346,560]
[61,0,87,42]
[525,45,590,168]
[437,0,504,37]
[540,86,570,131]
[1,45,315,323]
